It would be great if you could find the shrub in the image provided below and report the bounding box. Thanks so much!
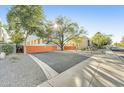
[1,44,14,55]
[80,48,88,51]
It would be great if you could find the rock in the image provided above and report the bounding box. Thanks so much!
[0,52,6,59]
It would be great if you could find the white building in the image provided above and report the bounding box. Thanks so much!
[0,21,11,43]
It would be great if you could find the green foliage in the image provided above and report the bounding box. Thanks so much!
[80,48,88,51]
[1,44,14,55]
[72,36,84,44]
[10,31,24,44]
[91,32,112,48]
[36,16,86,51]
[0,21,2,27]
[71,36,85,49]
[120,36,124,46]
[114,42,121,47]
[114,36,124,47]
[36,21,53,43]
[2,24,9,33]
[7,5,44,39]
[54,16,86,51]
[7,5,44,53]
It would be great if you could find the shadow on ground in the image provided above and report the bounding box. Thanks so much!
[76,55,124,87]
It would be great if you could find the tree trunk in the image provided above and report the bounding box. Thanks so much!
[61,32,64,51]
[24,40,27,54]
[15,44,17,53]
[60,44,64,51]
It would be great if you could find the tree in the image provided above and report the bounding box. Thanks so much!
[104,34,112,45]
[2,24,9,34]
[71,36,84,49]
[91,32,112,48]
[10,31,24,45]
[36,21,53,44]
[120,36,124,46]
[114,36,124,47]
[0,21,2,27]
[7,5,44,53]
[36,16,86,51]
[54,16,86,51]
[121,36,124,42]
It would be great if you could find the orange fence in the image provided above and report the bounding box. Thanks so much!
[64,45,76,50]
[26,45,76,53]
[26,45,57,53]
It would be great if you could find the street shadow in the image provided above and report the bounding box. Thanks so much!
[77,57,124,87]
[87,65,124,87]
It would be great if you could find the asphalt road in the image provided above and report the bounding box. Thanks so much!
[33,51,89,73]
[111,47,124,60]
[111,47,124,52]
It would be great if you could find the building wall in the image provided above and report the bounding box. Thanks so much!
[26,39,43,46]
[78,37,89,49]
[65,36,89,50]
[0,27,11,43]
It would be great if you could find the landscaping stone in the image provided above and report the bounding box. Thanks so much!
[0,52,6,59]
[0,54,47,87]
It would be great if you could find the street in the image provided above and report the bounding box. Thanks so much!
[33,51,89,73]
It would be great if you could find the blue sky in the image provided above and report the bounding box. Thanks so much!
[0,5,124,43]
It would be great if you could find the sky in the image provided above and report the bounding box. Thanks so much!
[0,5,124,43]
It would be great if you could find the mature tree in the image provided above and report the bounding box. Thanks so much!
[91,32,112,48]
[53,16,86,51]
[7,5,44,53]
[10,31,24,45]
[36,21,53,44]
[104,35,112,45]
[36,16,86,51]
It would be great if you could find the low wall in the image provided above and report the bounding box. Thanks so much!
[26,45,57,53]
[64,45,76,50]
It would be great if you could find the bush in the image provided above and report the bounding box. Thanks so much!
[1,44,14,55]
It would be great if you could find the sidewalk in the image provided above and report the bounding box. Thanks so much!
[38,52,124,87]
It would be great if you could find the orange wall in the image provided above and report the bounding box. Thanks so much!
[26,45,76,53]
[64,45,76,50]
[26,45,57,53]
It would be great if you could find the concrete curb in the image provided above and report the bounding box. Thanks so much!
[28,54,59,80]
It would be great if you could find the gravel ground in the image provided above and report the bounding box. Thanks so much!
[33,51,89,73]
[0,54,47,87]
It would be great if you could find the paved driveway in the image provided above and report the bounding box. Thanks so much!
[33,51,89,73]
